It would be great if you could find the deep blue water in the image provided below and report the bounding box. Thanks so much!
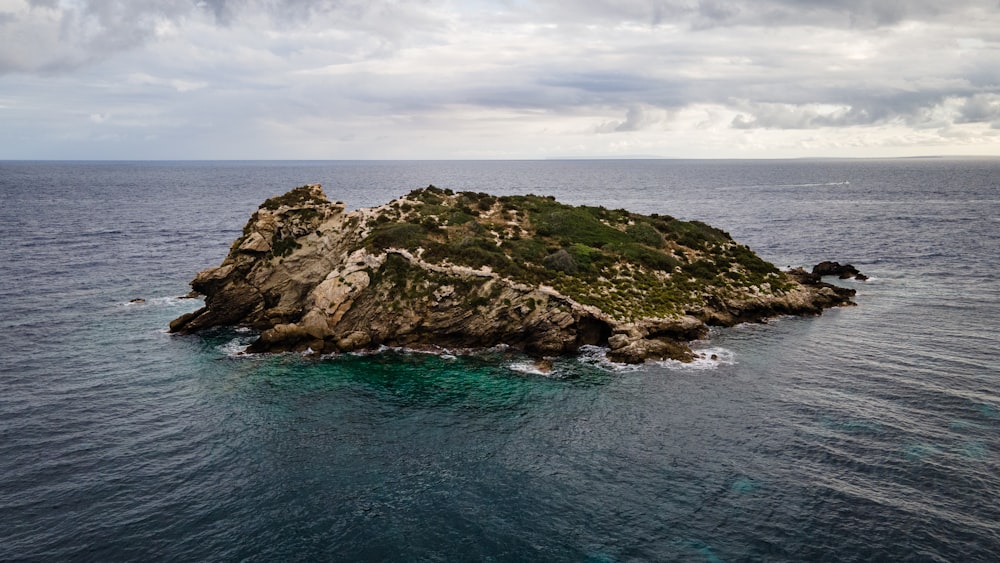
[1,158,999,561]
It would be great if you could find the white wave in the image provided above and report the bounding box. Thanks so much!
[119,295,202,308]
[218,337,252,357]
[347,344,461,358]
[651,346,736,370]
[574,344,736,372]
[575,345,645,372]
[508,360,555,377]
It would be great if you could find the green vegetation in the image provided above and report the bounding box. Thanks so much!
[269,236,301,258]
[543,248,578,274]
[358,186,792,321]
[260,185,328,210]
[626,222,665,247]
[366,222,427,251]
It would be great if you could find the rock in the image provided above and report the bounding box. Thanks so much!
[607,337,695,364]
[812,261,867,280]
[607,333,632,350]
[238,231,271,253]
[534,358,554,374]
[172,184,859,363]
[786,267,821,285]
[169,308,205,332]
[336,331,371,351]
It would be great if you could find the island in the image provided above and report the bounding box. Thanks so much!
[170,184,857,363]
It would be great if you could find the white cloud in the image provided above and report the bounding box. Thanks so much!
[0,0,999,158]
[127,72,207,92]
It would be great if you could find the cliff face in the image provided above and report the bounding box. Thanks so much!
[171,184,856,363]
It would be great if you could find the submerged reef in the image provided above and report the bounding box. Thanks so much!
[171,184,856,363]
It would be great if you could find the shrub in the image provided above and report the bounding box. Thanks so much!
[626,222,665,247]
[728,244,779,276]
[260,186,325,210]
[270,236,301,258]
[566,243,608,272]
[532,207,630,248]
[682,259,719,280]
[443,209,475,225]
[501,238,549,263]
[607,242,679,272]
[543,249,578,274]
[366,222,427,250]
[652,217,731,248]
[419,216,442,233]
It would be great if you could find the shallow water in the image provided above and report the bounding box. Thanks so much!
[1,158,999,561]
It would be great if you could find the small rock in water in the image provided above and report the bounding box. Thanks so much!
[711,354,718,361]
[534,358,554,374]
[129,298,146,304]
[812,261,867,280]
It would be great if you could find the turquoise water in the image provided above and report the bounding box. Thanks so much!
[2,159,999,560]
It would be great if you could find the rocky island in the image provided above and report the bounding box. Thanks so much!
[170,184,857,363]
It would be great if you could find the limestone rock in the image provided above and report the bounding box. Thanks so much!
[172,184,859,363]
[238,232,271,253]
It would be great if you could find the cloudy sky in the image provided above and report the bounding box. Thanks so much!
[2,0,999,159]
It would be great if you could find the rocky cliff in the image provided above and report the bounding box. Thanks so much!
[170,184,857,363]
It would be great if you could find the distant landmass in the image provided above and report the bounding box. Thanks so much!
[171,184,858,363]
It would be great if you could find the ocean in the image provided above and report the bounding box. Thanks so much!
[1,158,998,561]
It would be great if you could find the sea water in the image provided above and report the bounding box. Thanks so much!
[1,158,999,561]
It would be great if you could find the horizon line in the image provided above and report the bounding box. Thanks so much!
[3,155,999,163]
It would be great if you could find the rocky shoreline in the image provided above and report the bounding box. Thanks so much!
[171,184,859,363]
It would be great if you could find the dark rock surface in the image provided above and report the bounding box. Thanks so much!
[812,261,868,280]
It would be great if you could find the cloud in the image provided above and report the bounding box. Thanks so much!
[1,0,999,158]
[596,105,669,133]
[0,0,446,74]
[529,0,997,29]
[728,92,1000,133]
[0,0,194,73]
[957,94,1000,125]
[127,72,207,92]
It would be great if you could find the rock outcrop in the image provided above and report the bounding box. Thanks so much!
[171,184,857,363]
[812,261,868,281]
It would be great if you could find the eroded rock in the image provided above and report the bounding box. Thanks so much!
[172,184,859,363]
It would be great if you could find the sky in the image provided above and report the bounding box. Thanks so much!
[1,0,999,160]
